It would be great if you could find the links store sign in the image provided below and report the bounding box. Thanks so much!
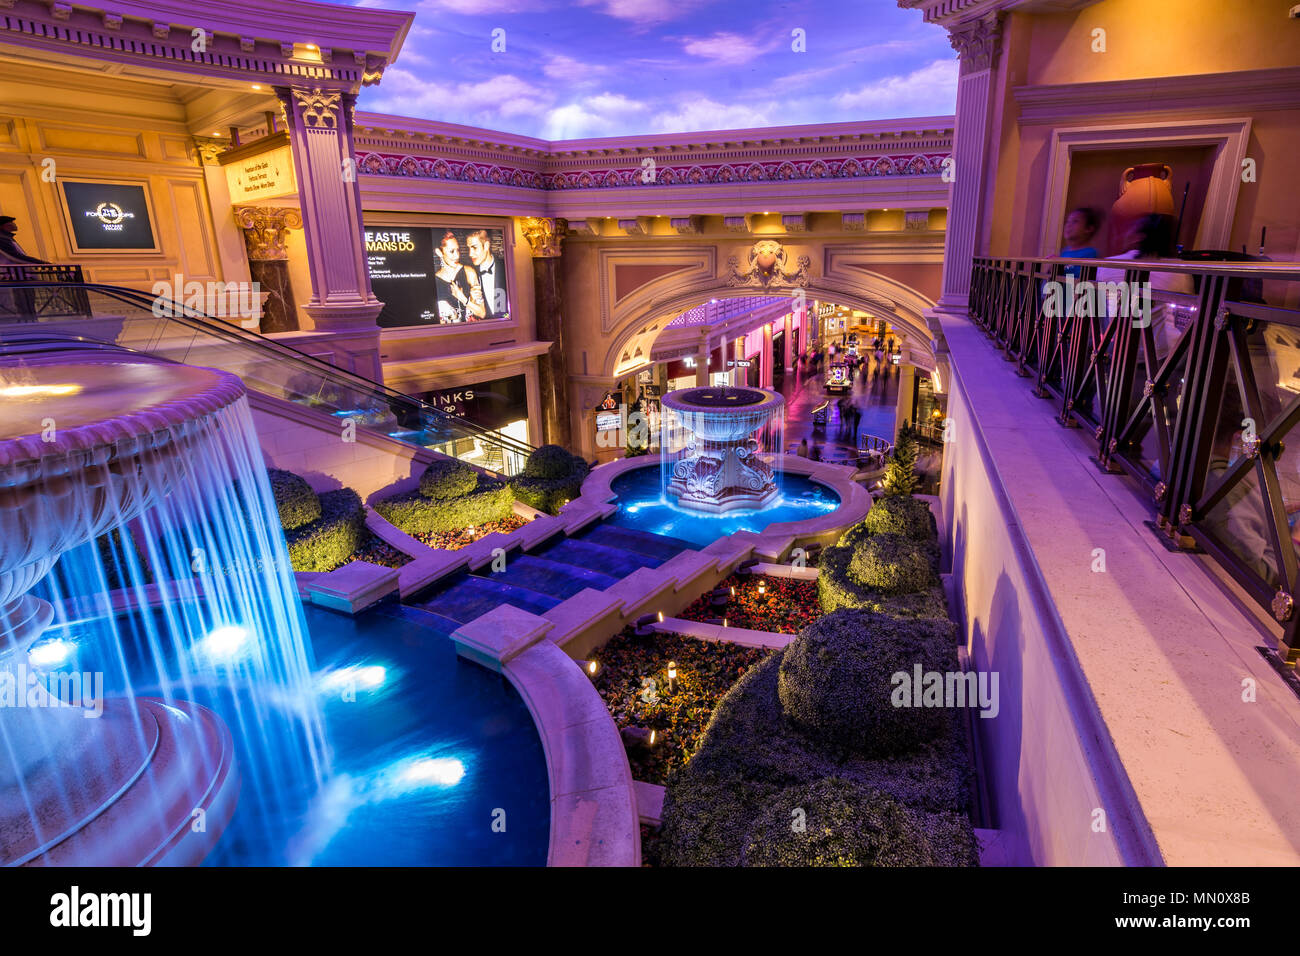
[61,181,157,252]
[418,374,527,431]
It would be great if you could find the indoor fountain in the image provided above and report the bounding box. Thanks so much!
[0,353,549,866]
[660,385,785,513]
[0,355,321,865]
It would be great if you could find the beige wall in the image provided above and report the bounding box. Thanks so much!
[986,5,1300,266]
[0,67,230,292]
[1024,0,1300,85]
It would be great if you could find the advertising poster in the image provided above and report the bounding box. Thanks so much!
[366,225,510,328]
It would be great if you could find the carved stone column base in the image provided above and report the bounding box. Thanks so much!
[302,298,384,331]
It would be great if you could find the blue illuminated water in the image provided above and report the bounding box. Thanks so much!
[605,465,840,548]
[38,597,550,866]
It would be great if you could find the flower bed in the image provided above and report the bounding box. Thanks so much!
[409,514,531,551]
[338,532,413,569]
[678,573,820,633]
[591,629,770,785]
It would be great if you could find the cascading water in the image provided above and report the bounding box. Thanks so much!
[0,357,327,865]
[659,386,785,514]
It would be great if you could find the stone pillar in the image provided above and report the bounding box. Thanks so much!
[895,364,917,440]
[522,217,572,449]
[934,13,1003,314]
[784,312,795,371]
[761,322,774,388]
[695,334,710,387]
[274,86,382,331]
[734,336,745,386]
[234,206,302,333]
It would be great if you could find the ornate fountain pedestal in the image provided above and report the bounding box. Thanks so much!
[661,386,784,514]
[0,358,245,865]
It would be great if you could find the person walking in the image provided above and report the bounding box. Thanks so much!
[796,438,809,458]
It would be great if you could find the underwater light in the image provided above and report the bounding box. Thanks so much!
[197,625,251,661]
[318,664,387,694]
[27,638,74,668]
[399,757,465,788]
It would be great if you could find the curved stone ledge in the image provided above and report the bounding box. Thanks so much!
[448,604,639,867]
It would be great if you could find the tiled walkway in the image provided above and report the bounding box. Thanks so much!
[776,342,901,460]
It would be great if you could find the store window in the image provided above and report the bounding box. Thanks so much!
[416,373,529,472]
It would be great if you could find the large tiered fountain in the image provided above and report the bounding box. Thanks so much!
[0,356,324,865]
[660,385,785,513]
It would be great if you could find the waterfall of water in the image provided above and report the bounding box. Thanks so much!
[0,359,327,865]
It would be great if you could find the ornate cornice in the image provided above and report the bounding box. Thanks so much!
[949,11,1003,74]
[354,150,952,190]
[193,137,226,166]
[235,205,303,260]
[0,0,410,90]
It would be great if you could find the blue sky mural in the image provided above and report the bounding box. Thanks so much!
[350,0,957,140]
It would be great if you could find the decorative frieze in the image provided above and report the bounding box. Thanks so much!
[723,216,749,233]
[671,216,701,235]
[782,213,807,233]
[725,239,811,289]
[842,212,866,231]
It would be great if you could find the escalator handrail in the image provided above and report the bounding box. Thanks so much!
[0,280,538,460]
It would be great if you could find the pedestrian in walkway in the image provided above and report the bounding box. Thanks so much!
[796,438,809,458]
[809,440,823,462]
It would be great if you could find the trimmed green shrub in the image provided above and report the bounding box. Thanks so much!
[418,457,478,500]
[880,425,919,497]
[285,488,365,572]
[375,476,513,536]
[524,443,584,479]
[777,608,956,756]
[659,650,974,867]
[510,444,589,515]
[741,777,978,867]
[863,495,935,541]
[817,520,946,618]
[268,468,321,530]
[847,533,939,593]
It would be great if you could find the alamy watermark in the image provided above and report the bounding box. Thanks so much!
[0,663,104,718]
[1042,276,1153,327]
[891,664,999,719]
[151,274,262,323]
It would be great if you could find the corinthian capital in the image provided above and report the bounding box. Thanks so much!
[949,12,1003,74]
[521,217,564,258]
[235,206,304,260]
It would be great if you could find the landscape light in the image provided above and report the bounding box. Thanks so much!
[757,579,766,596]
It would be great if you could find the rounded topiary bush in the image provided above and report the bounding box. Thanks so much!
[777,608,955,756]
[285,488,365,572]
[741,777,975,867]
[863,495,935,541]
[511,444,589,515]
[418,457,478,500]
[847,533,938,593]
[268,468,321,531]
[524,443,582,479]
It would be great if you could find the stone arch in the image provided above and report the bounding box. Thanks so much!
[601,275,937,380]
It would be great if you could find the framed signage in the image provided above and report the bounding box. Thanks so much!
[220,133,297,203]
[366,224,511,328]
[418,374,526,431]
[59,180,158,253]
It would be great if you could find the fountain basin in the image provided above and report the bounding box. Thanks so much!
[660,386,785,514]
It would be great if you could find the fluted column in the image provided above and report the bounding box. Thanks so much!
[695,334,710,387]
[275,86,382,331]
[935,12,1003,313]
[784,312,794,371]
[761,322,774,388]
[522,217,572,449]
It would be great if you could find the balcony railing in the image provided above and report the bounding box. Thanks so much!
[968,254,1300,660]
[0,264,89,318]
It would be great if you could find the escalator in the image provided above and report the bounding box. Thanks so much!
[0,280,536,476]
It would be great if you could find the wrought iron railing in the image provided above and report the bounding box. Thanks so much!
[968,254,1300,660]
[0,265,89,318]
